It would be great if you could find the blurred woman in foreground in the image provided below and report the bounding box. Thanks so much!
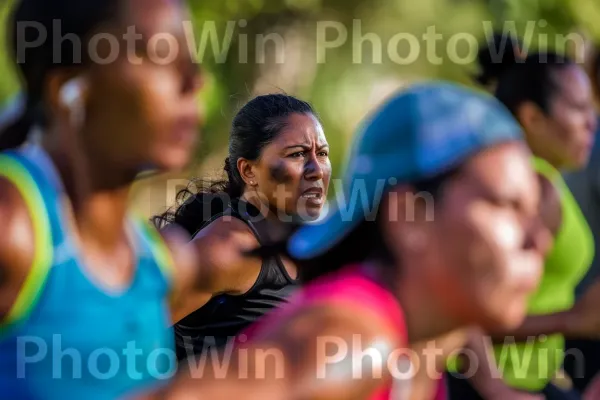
[448,33,598,400]
[0,0,227,398]
[135,81,551,400]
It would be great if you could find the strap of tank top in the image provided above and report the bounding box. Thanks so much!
[191,200,263,243]
[533,156,564,188]
[133,215,176,285]
[229,199,297,283]
[0,152,54,331]
[190,201,276,289]
[191,199,295,287]
[230,199,265,243]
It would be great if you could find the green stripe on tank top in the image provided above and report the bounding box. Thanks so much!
[134,216,175,284]
[0,155,53,330]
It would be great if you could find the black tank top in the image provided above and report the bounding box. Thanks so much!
[174,199,298,360]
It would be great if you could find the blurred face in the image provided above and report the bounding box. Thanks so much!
[390,142,551,331]
[528,65,596,170]
[81,0,202,174]
[246,113,331,221]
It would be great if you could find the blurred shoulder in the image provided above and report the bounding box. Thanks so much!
[0,176,35,317]
[194,214,257,241]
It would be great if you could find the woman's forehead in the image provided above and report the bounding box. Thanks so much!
[460,143,533,191]
[121,0,184,35]
[555,65,591,101]
[272,114,326,145]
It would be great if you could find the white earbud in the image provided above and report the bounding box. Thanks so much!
[59,77,87,128]
[60,77,85,108]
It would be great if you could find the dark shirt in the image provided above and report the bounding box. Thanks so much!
[173,199,298,360]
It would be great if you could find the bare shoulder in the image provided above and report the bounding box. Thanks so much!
[194,214,258,242]
[190,215,261,289]
[263,301,401,354]
[254,302,402,399]
[160,214,261,271]
[0,176,35,318]
[164,214,262,320]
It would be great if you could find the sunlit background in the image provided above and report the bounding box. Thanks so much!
[0,0,599,218]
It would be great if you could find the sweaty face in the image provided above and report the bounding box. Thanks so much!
[249,113,331,221]
[84,0,201,173]
[421,142,551,331]
[539,65,596,170]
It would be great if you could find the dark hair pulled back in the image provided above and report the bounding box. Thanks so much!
[0,0,122,150]
[475,32,573,115]
[153,94,317,236]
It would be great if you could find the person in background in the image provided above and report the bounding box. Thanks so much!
[134,81,551,400]
[154,94,331,360]
[448,32,598,400]
[563,46,600,393]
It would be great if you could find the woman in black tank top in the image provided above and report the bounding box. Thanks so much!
[154,94,332,360]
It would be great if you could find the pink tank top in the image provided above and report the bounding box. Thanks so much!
[239,265,447,400]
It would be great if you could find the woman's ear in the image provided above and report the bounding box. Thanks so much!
[46,70,89,129]
[380,185,429,252]
[237,157,257,187]
[515,101,546,139]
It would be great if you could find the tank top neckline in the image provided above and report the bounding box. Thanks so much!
[230,198,297,284]
[19,143,144,298]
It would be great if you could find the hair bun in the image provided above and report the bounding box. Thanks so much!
[475,32,524,85]
[223,157,232,173]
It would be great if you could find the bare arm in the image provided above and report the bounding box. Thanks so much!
[0,177,35,321]
[162,216,262,323]
[132,304,401,400]
[490,274,600,343]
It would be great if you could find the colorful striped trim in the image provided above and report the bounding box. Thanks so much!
[134,215,175,284]
[0,154,53,328]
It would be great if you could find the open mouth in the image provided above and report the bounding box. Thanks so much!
[301,188,324,205]
[302,192,322,199]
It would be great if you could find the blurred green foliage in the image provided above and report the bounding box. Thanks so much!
[0,0,598,184]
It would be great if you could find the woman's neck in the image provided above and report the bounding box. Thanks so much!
[527,140,563,170]
[240,191,293,242]
[43,136,134,251]
[373,262,462,345]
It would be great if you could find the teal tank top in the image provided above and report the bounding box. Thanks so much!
[493,157,594,391]
[0,145,176,399]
